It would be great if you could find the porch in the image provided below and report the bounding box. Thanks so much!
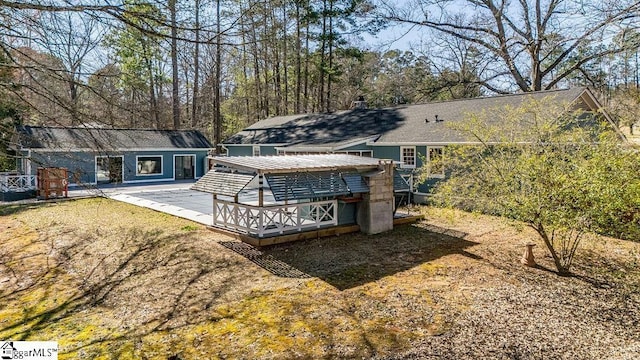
[212,198,338,238]
[0,173,37,192]
[0,173,37,201]
[192,154,397,243]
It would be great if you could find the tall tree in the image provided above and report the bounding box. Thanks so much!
[104,0,165,128]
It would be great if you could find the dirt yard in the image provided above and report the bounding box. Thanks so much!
[0,199,638,359]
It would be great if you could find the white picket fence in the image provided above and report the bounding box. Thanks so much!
[213,198,338,237]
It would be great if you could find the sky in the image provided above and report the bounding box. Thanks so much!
[360,23,427,52]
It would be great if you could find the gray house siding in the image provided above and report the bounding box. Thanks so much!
[260,146,278,156]
[227,146,253,157]
[371,145,426,167]
[338,143,372,151]
[29,151,96,184]
[372,145,442,194]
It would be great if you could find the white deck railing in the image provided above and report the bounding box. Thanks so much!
[0,174,37,192]
[213,199,338,237]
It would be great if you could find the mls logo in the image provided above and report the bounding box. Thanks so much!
[0,342,16,360]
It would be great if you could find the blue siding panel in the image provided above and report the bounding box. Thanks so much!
[28,149,209,185]
[228,146,253,156]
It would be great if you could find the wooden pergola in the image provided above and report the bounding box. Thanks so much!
[192,154,384,240]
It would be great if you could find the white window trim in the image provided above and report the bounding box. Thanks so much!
[428,146,445,178]
[400,146,416,169]
[136,155,164,176]
[172,154,197,180]
[252,145,261,156]
[95,155,124,184]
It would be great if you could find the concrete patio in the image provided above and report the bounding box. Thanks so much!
[68,181,214,226]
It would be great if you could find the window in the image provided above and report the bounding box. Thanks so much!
[339,150,373,157]
[428,147,444,177]
[136,156,163,175]
[252,145,261,156]
[400,146,416,168]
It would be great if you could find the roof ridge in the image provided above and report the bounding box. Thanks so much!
[244,87,585,120]
[20,125,200,132]
[383,87,583,109]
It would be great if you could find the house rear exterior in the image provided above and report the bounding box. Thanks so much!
[222,87,616,199]
[12,126,212,186]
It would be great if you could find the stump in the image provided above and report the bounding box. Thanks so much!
[521,243,537,267]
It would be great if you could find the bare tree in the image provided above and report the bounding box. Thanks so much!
[381,0,640,93]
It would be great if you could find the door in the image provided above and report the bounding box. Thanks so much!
[174,155,195,180]
[96,156,123,184]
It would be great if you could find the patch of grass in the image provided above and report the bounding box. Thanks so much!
[1,200,639,358]
[180,224,201,232]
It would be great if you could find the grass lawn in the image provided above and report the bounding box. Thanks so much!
[1,198,638,359]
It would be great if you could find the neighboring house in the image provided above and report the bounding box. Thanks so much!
[223,87,617,199]
[11,126,212,187]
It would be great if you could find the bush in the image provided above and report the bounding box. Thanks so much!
[427,96,640,274]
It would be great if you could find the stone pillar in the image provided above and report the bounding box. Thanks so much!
[357,160,394,234]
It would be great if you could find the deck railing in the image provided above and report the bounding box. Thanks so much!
[213,199,338,237]
[0,174,37,192]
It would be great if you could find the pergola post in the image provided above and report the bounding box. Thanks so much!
[258,173,264,207]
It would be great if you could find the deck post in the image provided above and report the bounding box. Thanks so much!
[212,194,217,226]
[258,173,264,207]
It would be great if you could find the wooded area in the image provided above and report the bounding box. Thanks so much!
[1,0,640,150]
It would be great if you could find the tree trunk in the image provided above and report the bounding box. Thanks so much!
[143,40,159,128]
[532,222,570,275]
[240,3,250,122]
[272,4,282,116]
[68,70,79,126]
[282,0,289,114]
[295,1,302,113]
[262,2,270,117]
[318,0,327,112]
[170,0,180,129]
[191,0,201,128]
[303,18,310,113]
[214,0,222,151]
[250,10,262,120]
[326,0,333,112]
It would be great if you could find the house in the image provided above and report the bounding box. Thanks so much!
[222,87,616,200]
[10,126,212,189]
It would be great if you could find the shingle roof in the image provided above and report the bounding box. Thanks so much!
[15,126,213,150]
[191,171,255,196]
[209,154,382,174]
[225,87,595,146]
